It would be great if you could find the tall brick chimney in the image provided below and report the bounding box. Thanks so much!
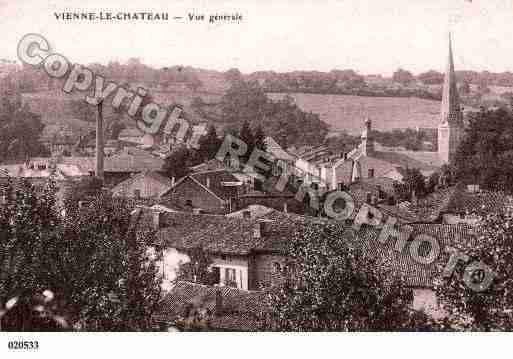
[95,102,104,181]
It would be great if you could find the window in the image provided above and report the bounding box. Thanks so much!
[211,267,221,285]
[224,268,237,288]
[185,199,192,207]
[133,189,141,198]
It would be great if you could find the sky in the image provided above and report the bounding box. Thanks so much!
[1,0,512,75]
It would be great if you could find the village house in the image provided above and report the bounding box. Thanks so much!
[154,209,298,291]
[111,171,175,199]
[159,169,246,215]
[149,205,481,326]
[61,147,165,187]
[0,157,91,206]
[263,136,297,181]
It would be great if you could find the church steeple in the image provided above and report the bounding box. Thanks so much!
[438,32,464,164]
[441,32,463,126]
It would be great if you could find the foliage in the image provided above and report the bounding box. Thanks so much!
[264,222,432,331]
[433,201,513,330]
[418,70,444,85]
[238,121,255,161]
[63,177,104,211]
[459,80,471,95]
[392,68,415,85]
[163,147,202,180]
[455,108,513,192]
[197,125,222,161]
[0,92,48,161]
[394,168,427,201]
[0,291,69,331]
[370,128,436,151]
[70,99,97,122]
[0,178,162,331]
[175,247,216,285]
[253,125,266,151]
[323,132,360,154]
[202,81,329,147]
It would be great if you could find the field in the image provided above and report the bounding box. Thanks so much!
[268,92,443,135]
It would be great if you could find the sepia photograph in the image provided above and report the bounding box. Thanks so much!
[0,0,512,356]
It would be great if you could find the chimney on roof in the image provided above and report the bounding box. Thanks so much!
[193,208,203,215]
[171,176,176,187]
[95,102,104,182]
[206,177,210,188]
[242,210,251,219]
[283,202,288,213]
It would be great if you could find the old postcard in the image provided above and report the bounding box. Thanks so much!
[0,0,512,357]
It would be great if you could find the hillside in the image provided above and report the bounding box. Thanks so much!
[268,92,478,136]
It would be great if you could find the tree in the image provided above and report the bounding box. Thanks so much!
[198,125,221,161]
[71,99,97,122]
[224,68,242,84]
[418,70,444,85]
[460,80,471,95]
[0,92,47,161]
[395,168,426,201]
[0,179,162,331]
[215,80,328,147]
[433,201,513,330]
[239,121,254,161]
[175,247,215,285]
[455,108,513,192]
[163,147,202,180]
[392,69,415,85]
[107,119,126,140]
[253,125,266,151]
[265,222,432,331]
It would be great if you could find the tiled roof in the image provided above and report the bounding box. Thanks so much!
[111,171,174,198]
[155,208,477,289]
[104,148,164,172]
[157,210,321,256]
[226,204,275,218]
[346,223,476,287]
[189,170,242,201]
[264,137,296,162]
[408,186,459,222]
[59,151,165,174]
[155,281,267,331]
[190,159,230,173]
[444,190,508,214]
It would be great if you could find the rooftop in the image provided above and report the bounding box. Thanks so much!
[155,281,267,331]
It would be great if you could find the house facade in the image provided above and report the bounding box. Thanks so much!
[159,169,246,214]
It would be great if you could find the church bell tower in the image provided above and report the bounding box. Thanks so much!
[438,33,464,165]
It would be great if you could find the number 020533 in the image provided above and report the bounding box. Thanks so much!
[7,341,39,350]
